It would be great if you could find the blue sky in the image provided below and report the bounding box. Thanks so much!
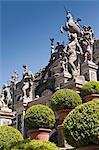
[1,0,99,90]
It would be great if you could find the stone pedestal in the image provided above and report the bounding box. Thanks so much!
[56,109,73,148]
[50,58,72,89]
[57,125,74,149]
[54,71,71,90]
[62,75,85,92]
[0,107,15,126]
[1,106,12,112]
[23,97,32,106]
[15,101,25,135]
[57,124,65,147]
[15,97,31,137]
[81,61,98,81]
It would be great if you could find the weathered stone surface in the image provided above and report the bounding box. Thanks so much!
[81,61,98,81]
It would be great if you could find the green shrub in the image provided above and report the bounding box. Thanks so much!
[11,140,60,150]
[63,99,99,147]
[51,89,82,111]
[0,126,23,150]
[25,104,55,130]
[81,81,99,97]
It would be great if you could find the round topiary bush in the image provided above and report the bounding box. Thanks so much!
[81,81,99,97]
[51,88,82,111]
[63,99,99,147]
[11,140,60,150]
[25,104,55,130]
[0,126,23,149]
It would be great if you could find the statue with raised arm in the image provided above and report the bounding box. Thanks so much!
[60,10,83,38]
[61,9,95,64]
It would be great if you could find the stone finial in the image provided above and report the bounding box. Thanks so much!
[50,38,55,54]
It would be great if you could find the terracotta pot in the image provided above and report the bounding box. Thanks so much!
[83,94,99,103]
[76,145,99,150]
[27,128,51,141]
[57,109,72,124]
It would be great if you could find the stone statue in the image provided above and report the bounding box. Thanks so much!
[50,38,55,54]
[66,33,83,77]
[10,71,19,84]
[9,71,19,102]
[23,64,34,80]
[22,65,34,99]
[61,55,68,74]
[60,10,95,79]
[81,26,95,61]
[55,42,65,58]
[23,64,28,78]
[65,11,94,62]
[0,92,5,108]
[0,84,9,108]
[22,80,30,100]
[61,11,82,37]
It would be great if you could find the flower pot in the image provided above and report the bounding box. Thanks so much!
[83,94,99,103]
[27,128,51,141]
[57,109,72,124]
[76,144,99,150]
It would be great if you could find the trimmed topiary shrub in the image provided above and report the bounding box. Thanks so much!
[81,81,99,97]
[25,104,55,130]
[0,126,23,150]
[51,89,82,111]
[11,140,60,150]
[63,99,99,147]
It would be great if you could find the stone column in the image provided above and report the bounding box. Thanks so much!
[57,124,65,147]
